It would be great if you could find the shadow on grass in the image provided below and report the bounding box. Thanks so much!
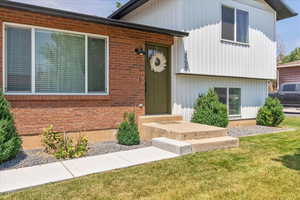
[274,148,300,171]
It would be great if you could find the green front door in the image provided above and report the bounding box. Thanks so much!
[145,44,171,115]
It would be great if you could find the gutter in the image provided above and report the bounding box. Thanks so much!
[0,0,189,37]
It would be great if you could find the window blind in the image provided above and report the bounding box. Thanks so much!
[88,37,106,93]
[6,26,32,92]
[35,29,85,93]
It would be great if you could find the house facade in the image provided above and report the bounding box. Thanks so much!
[0,1,187,135]
[110,0,296,121]
[0,0,296,135]
[277,61,300,87]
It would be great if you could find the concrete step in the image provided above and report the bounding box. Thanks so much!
[152,137,192,155]
[138,115,183,140]
[142,121,228,141]
[186,136,239,153]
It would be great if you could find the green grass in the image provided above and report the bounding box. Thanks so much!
[2,117,300,200]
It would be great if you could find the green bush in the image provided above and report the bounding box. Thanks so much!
[42,125,88,159]
[191,89,229,128]
[0,92,22,163]
[256,97,285,127]
[117,112,140,146]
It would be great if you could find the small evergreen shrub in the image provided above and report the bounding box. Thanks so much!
[192,89,229,128]
[117,112,140,146]
[256,97,285,127]
[0,92,22,164]
[42,125,88,159]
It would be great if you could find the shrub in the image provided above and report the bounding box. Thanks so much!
[256,97,285,127]
[117,112,140,146]
[0,92,22,164]
[42,125,88,159]
[191,89,229,128]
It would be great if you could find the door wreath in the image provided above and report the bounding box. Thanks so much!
[150,52,167,73]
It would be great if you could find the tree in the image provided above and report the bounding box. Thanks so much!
[0,92,22,163]
[191,89,229,128]
[281,48,300,64]
[116,1,122,8]
[277,35,285,63]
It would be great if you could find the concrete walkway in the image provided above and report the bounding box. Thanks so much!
[0,147,178,193]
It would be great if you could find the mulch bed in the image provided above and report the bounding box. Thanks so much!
[228,125,293,137]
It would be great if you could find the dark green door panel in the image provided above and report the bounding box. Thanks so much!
[145,44,171,115]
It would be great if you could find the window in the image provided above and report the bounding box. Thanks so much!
[229,88,241,116]
[5,24,108,95]
[215,88,241,116]
[214,88,227,105]
[222,6,235,41]
[6,26,32,92]
[236,9,249,43]
[282,84,296,92]
[222,5,249,43]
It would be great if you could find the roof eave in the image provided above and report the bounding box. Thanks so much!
[0,0,188,37]
[109,0,298,21]
[265,0,298,20]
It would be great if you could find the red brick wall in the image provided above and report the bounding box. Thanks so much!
[0,7,173,135]
[278,67,300,87]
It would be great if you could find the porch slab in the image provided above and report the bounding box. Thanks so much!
[142,121,228,141]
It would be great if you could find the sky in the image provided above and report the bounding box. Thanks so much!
[11,0,300,55]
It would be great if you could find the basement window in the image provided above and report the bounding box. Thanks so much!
[214,88,241,116]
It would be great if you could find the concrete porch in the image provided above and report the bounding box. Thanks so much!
[139,115,239,153]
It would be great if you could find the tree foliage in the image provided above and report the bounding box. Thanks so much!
[0,92,22,163]
[117,112,140,146]
[116,1,122,8]
[192,89,229,128]
[281,48,300,64]
[256,97,284,127]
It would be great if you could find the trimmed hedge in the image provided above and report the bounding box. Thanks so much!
[256,97,285,127]
[117,112,140,146]
[0,92,22,163]
[192,89,229,128]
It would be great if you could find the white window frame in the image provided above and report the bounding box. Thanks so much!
[3,22,110,96]
[221,5,249,45]
[214,87,242,117]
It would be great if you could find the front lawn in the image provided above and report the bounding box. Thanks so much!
[2,117,300,200]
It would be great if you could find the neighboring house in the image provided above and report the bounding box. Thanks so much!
[0,0,296,135]
[277,60,300,88]
[110,0,296,121]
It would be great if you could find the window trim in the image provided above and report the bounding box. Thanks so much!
[214,87,242,117]
[3,22,110,96]
[221,4,249,45]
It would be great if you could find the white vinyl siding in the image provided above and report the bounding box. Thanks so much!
[4,23,109,95]
[172,75,268,121]
[120,0,274,120]
[123,0,276,80]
